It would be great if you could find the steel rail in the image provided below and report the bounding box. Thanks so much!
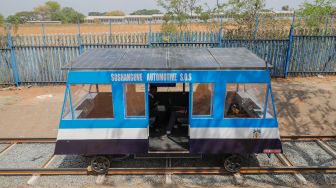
[1,166,336,176]
[280,135,336,141]
[0,138,56,143]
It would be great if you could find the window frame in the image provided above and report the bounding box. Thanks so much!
[63,84,115,120]
[223,82,275,119]
[123,83,147,119]
[191,82,215,118]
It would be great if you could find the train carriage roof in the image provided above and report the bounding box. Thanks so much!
[64,48,268,70]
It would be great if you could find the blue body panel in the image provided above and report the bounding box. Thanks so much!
[60,70,277,129]
[56,69,281,155]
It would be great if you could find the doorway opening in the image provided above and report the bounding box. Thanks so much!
[148,83,190,152]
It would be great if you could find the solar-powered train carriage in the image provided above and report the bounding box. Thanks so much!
[55,48,282,174]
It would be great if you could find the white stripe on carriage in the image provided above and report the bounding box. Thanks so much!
[189,128,280,139]
[57,128,148,140]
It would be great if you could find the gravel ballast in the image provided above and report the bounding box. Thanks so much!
[241,174,298,187]
[0,143,54,168]
[35,175,97,187]
[301,173,336,185]
[47,155,90,168]
[173,175,234,187]
[255,153,283,167]
[0,144,10,152]
[282,141,336,166]
[0,176,31,188]
[327,141,336,150]
[104,175,165,186]
[0,140,336,187]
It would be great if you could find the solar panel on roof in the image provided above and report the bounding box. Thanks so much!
[168,48,220,69]
[63,48,267,70]
[208,48,266,69]
[115,48,167,69]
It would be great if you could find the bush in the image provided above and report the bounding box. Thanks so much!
[161,23,178,33]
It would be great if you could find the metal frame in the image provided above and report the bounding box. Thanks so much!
[59,69,277,130]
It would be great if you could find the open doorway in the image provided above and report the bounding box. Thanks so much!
[148,83,190,152]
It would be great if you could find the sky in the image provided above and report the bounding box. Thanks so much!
[0,0,312,17]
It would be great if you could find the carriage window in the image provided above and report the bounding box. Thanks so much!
[62,89,72,120]
[224,83,274,119]
[69,84,113,119]
[125,84,146,117]
[192,83,213,116]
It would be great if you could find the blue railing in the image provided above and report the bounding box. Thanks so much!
[0,31,335,85]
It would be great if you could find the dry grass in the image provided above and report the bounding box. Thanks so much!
[0,22,261,35]
[0,23,220,35]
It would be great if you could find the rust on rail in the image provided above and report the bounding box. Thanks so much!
[0,138,56,143]
[0,168,88,175]
[1,166,336,176]
[280,135,336,141]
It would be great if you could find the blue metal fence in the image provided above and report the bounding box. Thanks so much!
[0,48,14,84]
[288,36,336,76]
[0,30,335,85]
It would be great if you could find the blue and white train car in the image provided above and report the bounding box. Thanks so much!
[55,48,282,173]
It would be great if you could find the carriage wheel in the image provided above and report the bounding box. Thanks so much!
[91,156,110,174]
[224,155,242,173]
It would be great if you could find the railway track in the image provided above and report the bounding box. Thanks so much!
[1,166,336,176]
[0,135,336,177]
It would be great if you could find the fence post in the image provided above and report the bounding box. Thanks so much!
[77,20,83,54]
[332,16,335,35]
[7,27,20,86]
[253,15,259,54]
[254,15,259,39]
[148,18,152,48]
[284,14,296,78]
[218,16,223,48]
[109,19,112,44]
[41,23,46,45]
[324,16,329,36]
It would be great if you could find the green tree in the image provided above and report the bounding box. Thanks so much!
[53,7,85,23]
[227,0,265,29]
[34,1,61,21]
[6,15,20,34]
[157,0,190,31]
[199,11,210,23]
[186,0,200,30]
[15,11,38,23]
[162,13,173,23]
[161,22,178,33]
[282,5,289,11]
[105,10,125,16]
[298,0,336,28]
[34,5,50,20]
[130,9,162,15]
[45,1,61,13]
[195,2,226,32]
[0,14,4,26]
[6,15,20,25]
[158,0,225,32]
[88,12,106,16]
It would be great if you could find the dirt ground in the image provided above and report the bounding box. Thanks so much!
[273,76,336,136]
[0,76,335,138]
